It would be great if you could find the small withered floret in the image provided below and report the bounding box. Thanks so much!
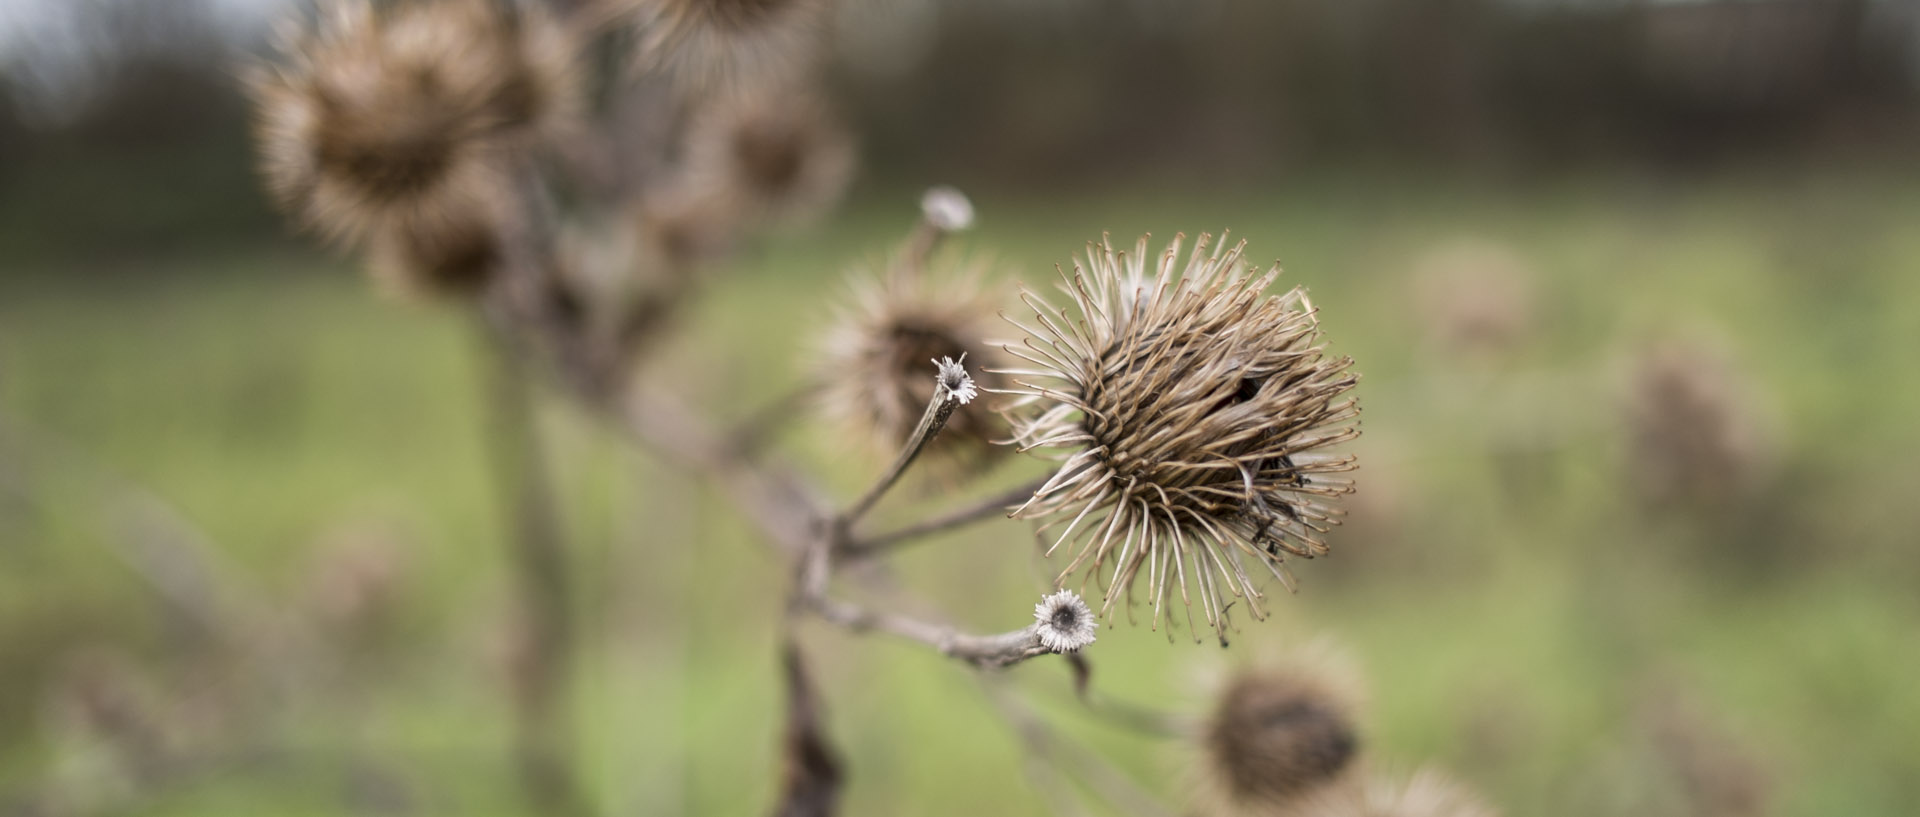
[934,355,978,405]
[998,232,1360,640]
[1032,590,1097,653]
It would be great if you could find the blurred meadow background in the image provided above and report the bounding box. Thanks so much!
[4,0,1920,815]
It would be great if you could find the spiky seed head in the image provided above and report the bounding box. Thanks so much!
[999,232,1360,640]
[619,0,829,94]
[816,260,1007,474]
[249,0,578,254]
[365,201,505,297]
[1295,769,1499,817]
[1202,663,1360,810]
[1033,590,1098,653]
[1623,338,1771,512]
[676,86,856,230]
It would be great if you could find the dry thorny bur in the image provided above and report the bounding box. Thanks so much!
[997,232,1362,642]
[235,0,1439,813]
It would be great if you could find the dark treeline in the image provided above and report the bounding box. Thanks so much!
[847,0,1919,180]
[2,0,1916,261]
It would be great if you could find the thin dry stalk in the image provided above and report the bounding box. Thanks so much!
[476,319,588,817]
[839,356,977,525]
[839,476,1048,559]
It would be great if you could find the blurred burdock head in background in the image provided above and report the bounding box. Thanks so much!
[674,85,856,231]
[998,233,1360,641]
[1198,648,1362,814]
[616,0,831,94]
[816,256,1007,475]
[248,0,582,295]
[1408,237,1538,358]
[364,203,506,297]
[1295,768,1499,817]
[1622,336,1774,513]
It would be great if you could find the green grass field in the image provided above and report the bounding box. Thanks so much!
[3,171,1918,815]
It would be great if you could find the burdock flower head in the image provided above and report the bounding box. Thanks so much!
[1032,589,1097,653]
[250,0,579,264]
[620,0,829,93]
[675,86,856,230]
[817,258,1006,473]
[999,233,1360,640]
[1200,659,1361,813]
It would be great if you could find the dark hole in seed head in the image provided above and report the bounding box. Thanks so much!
[1050,606,1079,631]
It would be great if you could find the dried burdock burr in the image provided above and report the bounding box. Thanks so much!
[674,86,856,230]
[998,232,1361,641]
[1199,655,1362,813]
[365,203,506,297]
[249,0,581,293]
[816,256,1008,475]
[618,0,830,93]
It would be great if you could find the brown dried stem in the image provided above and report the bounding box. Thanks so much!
[839,476,1046,559]
[476,317,588,817]
[839,370,964,526]
[807,595,1052,669]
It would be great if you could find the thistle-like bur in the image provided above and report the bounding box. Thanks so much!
[999,233,1360,640]
[249,0,580,294]
[675,87,856,231]
[817,260,1007,474]
[619,0,830,93]
[1203,666,1360,811]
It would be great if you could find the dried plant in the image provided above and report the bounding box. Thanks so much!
[815,254,1008,474]
[1198,661,1362,814]
[250,0,580,284]
[672,85,857,230]
[998,232,1361,641]
[234,2,1427,815]
[617,0,832,93]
